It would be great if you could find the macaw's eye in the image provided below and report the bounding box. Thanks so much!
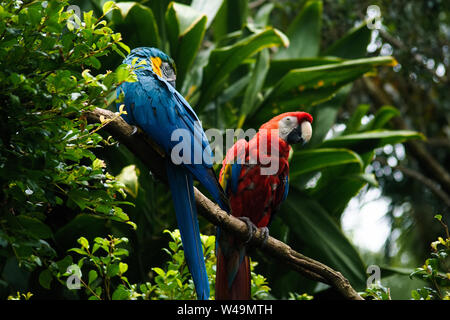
[161,62,176,83]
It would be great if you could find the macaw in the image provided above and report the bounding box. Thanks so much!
[215,111,313,300]
[117,47,229,300]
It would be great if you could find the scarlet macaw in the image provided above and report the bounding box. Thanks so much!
[216,112,313,300]
[117,47,228,300]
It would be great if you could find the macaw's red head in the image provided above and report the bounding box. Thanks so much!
[259,111,313,145]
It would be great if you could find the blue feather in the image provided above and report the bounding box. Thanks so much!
[165,161,209,299]
[282,175,289,203]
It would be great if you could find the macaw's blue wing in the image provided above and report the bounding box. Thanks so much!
[118,71,228,212]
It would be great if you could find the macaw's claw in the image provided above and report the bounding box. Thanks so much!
[131,125,139,135]
[238,217,257,244]
[259,227,269,247]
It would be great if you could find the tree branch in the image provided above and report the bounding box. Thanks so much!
[85,107,364,300]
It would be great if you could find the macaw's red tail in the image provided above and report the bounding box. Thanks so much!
[216,244,251,300]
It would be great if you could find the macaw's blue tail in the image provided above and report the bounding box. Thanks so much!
[166,161,210,300]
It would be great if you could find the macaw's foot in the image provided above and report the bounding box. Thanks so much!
[238,217,257,244]
[259,227,269,247]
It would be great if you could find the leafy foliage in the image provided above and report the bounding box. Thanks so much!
[409,215,450,300]
[0,0,136,297]
[60,230,273,300]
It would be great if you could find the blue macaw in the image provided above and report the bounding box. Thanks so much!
[117,47,229,300]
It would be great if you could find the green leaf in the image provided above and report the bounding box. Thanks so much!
[112,284,130,300]
[165,2,207,88]
[343,104,370,135]
[322,22,372,59]
[88,270,98,285]
[152,267,165,277]
[264,57,343,88]
[364,105,400,131]
[191,0,224,28]
[289,148,363,180]
[199,27,289,109]
[112,2,160,48]
[38,269,53,290]
[77,237,89,249]
[320,130,425,154]
[308,85,352,148]
[258,56,396,118]
[16,215,53,239]
[238,48,270,127]
[253,3,275,28]
[275,0,322,59]
[281,189,367,290]
[107,263,120,277]
[102,1,117,16]
[119,262,128,275]
[212,0,248,40]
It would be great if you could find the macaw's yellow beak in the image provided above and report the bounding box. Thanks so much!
[151,57,162,77]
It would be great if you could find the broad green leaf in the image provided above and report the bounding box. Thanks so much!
[322,22,372,59]
[307,150,372,218]
[320,130,424,154]
[253,3,275,28]
[275,0,322,59]
[146,0,171,46]
[281,189,367,290]
[363,105,400,131]
[264,57,343,88]
[16,215,53,239]
[39,269,53,290]
[380,266,416,277]
[88,270,98,285]
[199,27,289,109]
[212,0,249,40]
[308,84,352,148]
[238,48,270,127]
[311,130,423,216]
[343,104,370,135]
[289,148,363,180]
[191,0,224,28]
[252,56,396,124]
[112,2,160,49]
[165,2,207,88]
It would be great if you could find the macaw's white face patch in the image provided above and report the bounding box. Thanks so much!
[278,116,299,141]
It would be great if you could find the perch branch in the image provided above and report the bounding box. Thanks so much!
[85,107,364,300]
